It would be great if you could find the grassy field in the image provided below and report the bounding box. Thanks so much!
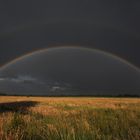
[0,96,139,140]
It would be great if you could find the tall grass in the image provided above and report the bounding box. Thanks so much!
[0,97,140,140]
[0,107,140,140]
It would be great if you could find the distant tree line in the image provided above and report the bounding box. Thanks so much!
[0,92,139,97]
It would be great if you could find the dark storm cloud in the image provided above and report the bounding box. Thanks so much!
[0,0,140,67]
[0,47,140,95]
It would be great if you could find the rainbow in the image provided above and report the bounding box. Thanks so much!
[0,46,140,73]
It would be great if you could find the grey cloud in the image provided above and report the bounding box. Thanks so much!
[0,75,38,83]
[0,47,140,96]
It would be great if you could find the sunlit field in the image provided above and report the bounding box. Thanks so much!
[0,96,140,140]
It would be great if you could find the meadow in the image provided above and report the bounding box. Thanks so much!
[0,96,139,140]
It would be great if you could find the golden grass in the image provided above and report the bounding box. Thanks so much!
[0,96,139,140]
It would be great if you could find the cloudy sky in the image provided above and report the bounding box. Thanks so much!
[0,1,140,95]
[0,0,140,67]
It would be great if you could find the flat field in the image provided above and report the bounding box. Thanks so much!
[0,96,140,140]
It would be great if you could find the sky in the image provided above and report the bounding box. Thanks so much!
[0,47,140,95]
[0,1,140,95]
[0,0,140,67]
